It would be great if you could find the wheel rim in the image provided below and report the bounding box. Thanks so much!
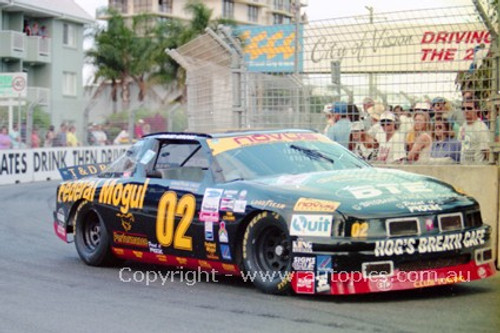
[255,226,291,272]
[83,214,101,251]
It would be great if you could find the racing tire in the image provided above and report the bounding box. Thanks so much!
[74,202,115,266]
[242,211,292,295]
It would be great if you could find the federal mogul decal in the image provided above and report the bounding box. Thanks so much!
[294,198,340,213]
[374,229,486,257]
[207,132,330,155]
[98,179,149,214]
[57,179,100,203]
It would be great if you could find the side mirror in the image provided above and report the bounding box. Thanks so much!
[146,170,162,179]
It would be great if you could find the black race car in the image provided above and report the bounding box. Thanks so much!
[54,129,496,294]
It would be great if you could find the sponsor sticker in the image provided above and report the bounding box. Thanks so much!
[316,255,332,272]
[220,197,235,211]
[233,200,247,213]
[205,241,219,260]
[295,271,315,294]
[294,198,340,213]
[199,211,219,223]
[218,222,229,243]
[316,273,330,293]
[148,241,163,254]
[205,221,214,241]
[220,244,232,260]
[292,257,316,271]
[201,188,223,212]
[56,208,65,223]
[290,214,332,237]
[292,238,313,253]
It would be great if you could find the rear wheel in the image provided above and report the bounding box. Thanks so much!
[242,212,292,294]
[74,202,115,266]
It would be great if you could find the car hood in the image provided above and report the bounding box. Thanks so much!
[250,168,474,217]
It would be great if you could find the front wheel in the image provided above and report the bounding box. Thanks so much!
[242,211,292,294]
[74,202,115,266]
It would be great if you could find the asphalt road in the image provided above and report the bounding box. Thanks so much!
[0,181,499,333]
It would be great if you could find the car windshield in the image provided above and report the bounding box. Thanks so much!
[212,139,370,182]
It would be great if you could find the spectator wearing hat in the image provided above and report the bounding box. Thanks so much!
[407,111,432,163]
[366,103,385,141]
[361,97,375,129]
[393,104,413,143]
[349,121,377,161]
[376,111,406,163]
[458,99,490,163]
[322,103,335,135]
[431,97,447,120]
[326,101,351,149]
[430,118,461,163]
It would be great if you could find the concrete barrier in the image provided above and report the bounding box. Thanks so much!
[387,165,499,270]
[0,146,127,185]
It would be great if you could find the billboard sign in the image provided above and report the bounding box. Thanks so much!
[235,24,303,73]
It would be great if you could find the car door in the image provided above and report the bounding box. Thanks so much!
[139,139,214,261]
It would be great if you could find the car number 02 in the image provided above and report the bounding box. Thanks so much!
[351,222,368,237]
[156,191,195,251]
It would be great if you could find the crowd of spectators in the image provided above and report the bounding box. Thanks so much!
[324,94,496,164]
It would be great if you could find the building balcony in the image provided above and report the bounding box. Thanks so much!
[0,31,25,60]
[235,0,268,7]
[24,36,51,64]
[27,86,50,107]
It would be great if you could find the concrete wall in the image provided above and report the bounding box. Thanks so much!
[387,165,499,269]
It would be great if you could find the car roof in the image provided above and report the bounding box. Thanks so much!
[143,128,315,140]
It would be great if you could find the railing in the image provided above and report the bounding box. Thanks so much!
[27,86,50,107]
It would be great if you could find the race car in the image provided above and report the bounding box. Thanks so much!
[53,129,496,295]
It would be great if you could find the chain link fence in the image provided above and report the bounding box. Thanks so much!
[170,4,500,165]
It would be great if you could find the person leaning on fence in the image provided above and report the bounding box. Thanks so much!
[406,111,432,163]
[326,101,351,149]
[349,121,377,161]
[376,111,406,164]
[458,99,490,163]
[430,118,461,163]
[0,126,11,149]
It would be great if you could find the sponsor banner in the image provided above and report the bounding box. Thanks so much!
[374,229,487,257]
[304,22,489,73]
[235,24,303,73]
[292,238,313,253]
[290,214,332,237]
[0,145,127,185]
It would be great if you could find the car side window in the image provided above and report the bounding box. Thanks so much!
[154,141,209,182]
[100,141,145,178]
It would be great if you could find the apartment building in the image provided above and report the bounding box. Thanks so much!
[0,0,93,133]
[97,0,298,26]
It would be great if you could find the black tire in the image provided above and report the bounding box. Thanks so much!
[74,202,114,266]
[242,211,292,295]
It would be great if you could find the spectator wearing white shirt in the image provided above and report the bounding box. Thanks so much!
[458,100,490,163]
[376,111,406,164]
